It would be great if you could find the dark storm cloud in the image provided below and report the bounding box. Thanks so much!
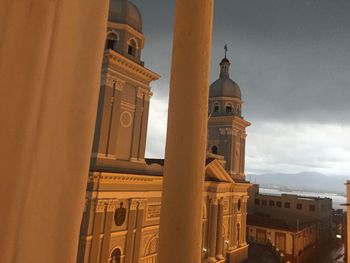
[133,0,350,123]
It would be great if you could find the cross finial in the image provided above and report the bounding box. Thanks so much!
[224,44,228,58]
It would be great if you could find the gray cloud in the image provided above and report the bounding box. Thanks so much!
[135,0,350,123]
[132,0,350,175]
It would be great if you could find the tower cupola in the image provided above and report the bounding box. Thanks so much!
[209,45,242,117]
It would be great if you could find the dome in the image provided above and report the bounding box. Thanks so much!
[209,57,241,99]
[108,0,143,32]
[209,78,241,98]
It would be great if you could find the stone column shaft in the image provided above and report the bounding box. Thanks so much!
[216,200,224,259]
[158,0,214,262]
[208,198,218,261]
[0,1,108,262]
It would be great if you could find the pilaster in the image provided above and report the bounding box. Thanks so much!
[132,199,147,263]
[130,87,145,161]
[108,78,125,158]
[100,199,118,262]
[124,199,138,263]
[138,91,152,160]
[89,199,106,263]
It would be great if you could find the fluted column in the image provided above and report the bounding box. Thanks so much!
[157,0,214,263]
[208,197,218,262]
[0,1,108,262]
[216,198,224,260]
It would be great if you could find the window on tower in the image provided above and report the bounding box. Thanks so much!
[226,104,233,113]
[211,145,218,155]
[105,32,118,51]
[128,39,137,56]
[213,102,220,113]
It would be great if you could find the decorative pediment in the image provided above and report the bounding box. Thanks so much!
[205,159,234,183]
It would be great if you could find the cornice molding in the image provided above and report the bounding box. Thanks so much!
[104,50,160,82]
[88,172,162,185]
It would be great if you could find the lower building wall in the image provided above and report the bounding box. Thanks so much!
[226,244,249,263]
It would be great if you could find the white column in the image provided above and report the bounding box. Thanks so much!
[0,1,108,262]
[157,0,214,262]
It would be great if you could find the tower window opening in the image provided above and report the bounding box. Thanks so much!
[105,32,118,51]
[226,105,232,113]
[128,39,137,56]
[213,102,220,113]
[211,145,218,155]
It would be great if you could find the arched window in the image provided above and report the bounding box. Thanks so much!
[110,248,121,263]
[213,102,220,113]
[106,32,118,51]
[145,236,159,256]
[237,199,241,211]
[225,103,233,113]
[211,145,218,155]
[128,39,137,56]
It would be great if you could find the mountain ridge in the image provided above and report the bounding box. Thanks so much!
[247,172,348,195]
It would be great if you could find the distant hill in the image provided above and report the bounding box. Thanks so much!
[247,172,348,195]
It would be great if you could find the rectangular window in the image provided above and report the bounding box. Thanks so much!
[255,199,260,205]
[297,203,302,210]
[269,200,275,207]
[284,202,290,208]
[262,200,267,206]
[276,201,282,207]
[309,205,315,211]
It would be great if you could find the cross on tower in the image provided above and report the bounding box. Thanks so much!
[224,44,228,58]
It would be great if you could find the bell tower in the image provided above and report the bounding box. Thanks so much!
[207,46,250,181]
[91,0,160,166]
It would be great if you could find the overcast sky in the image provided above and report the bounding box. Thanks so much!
[132,0,350,176]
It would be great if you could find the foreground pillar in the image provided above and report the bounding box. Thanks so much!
[157,0,214,262]
[0,1,108,262]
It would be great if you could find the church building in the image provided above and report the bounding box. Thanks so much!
[77,1,251,262]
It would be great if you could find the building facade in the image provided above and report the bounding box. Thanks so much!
[248,185,332,242]
[247,216,318,263]
[247,184,332,262]
[77,1,251,263]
